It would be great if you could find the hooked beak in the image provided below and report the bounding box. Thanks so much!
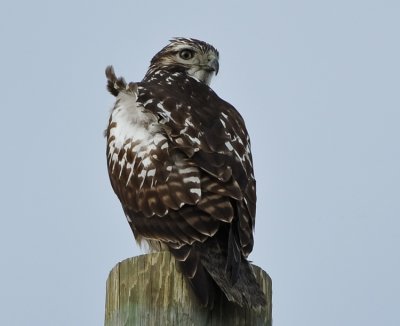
[202,58,219,75]
[208,58,219,75]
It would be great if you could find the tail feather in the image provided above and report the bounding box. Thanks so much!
[169,240,266,309]
[200,239,266,308]
[169,245,216,307]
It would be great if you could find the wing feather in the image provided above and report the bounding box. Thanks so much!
[134,72,256,256]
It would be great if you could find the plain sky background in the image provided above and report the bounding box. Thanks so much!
[1,0,399,325]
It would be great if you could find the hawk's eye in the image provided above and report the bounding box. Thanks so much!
[179,49,194,60]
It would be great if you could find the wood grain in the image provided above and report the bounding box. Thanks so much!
[105,252,272,326]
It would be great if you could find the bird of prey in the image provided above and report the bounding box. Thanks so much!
[105,38,265,308]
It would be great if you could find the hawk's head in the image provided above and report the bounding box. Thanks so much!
[146,37,219,85]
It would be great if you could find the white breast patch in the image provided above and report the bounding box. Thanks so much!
[107,91,163,182]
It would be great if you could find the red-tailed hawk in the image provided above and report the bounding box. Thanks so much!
[105,38,265,307]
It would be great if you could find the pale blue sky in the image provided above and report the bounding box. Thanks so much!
[1,1,399,325]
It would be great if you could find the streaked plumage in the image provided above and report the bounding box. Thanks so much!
[105,38,265,307]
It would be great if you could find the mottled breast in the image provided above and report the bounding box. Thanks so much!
[106,89,171,211]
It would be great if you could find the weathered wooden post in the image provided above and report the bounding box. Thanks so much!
[105,251,272,325]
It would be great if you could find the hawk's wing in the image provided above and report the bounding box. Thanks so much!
[136,72,256,257]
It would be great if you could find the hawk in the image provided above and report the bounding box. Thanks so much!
[105,38,265,308]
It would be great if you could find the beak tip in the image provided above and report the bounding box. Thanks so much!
[203,59,219,76]
[212,59,219,75]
